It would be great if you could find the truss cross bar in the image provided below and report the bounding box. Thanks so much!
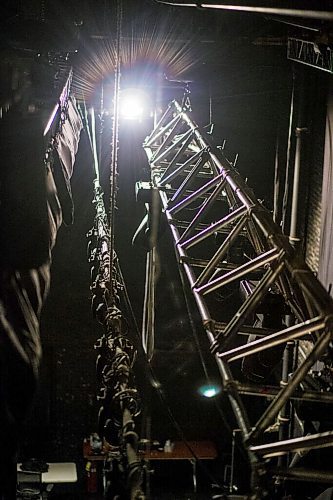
[196,247,280,296]
[144,107,179,148]
[195,214,248,286]
[182,205,247,251]
[144,103,174,147]
[152,116,180,162]
[178,177,227,243]
[151,116,183,163]
[250,431,333,458]
[271,468,333,484]
[160,190,214,326]
[174,220,233,236]
[212,260,285,352]
[236,382,333,404]
[215,322,276,337]
[168,172,225,215]
[159,129,196,185]
[153,129,191,166]
[248,329,331,443]
[169,151,210,204]
[219,315,327,362]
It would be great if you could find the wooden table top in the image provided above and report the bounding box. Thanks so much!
[142,440,217,460]
[83,440,217,461]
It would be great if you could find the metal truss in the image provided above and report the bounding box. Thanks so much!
[287,37,333,73]
[142,100,333,497]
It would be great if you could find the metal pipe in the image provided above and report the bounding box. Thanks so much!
[170,151,209,203]
[248,330,331,443]
[159,129,195,185]
[196,248,280,296]
[289,127,306,246]
[213,261,285,352]
[250,430,333,457]
[218,316,326,362]
[178,177,227,243]
[194,214,248,286]
[151,116,182,163]
[155,2,333,21]
[182,205,247,250]
[271,468,333,483]
[236,382,333,404]
[168,172,225,215]
[144,103,173,147]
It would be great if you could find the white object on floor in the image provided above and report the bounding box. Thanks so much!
[17,463,77,484]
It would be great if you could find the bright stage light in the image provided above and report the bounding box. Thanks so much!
[198,384,221,399]
[120,89,147,121]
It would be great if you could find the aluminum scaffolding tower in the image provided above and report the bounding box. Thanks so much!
[141,99,333,498]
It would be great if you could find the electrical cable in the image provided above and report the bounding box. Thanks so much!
[109,0,123,302]
[90,107,100,182]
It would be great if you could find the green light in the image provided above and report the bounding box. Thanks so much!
[198,384,221,398]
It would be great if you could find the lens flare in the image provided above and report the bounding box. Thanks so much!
[198,384,221,398]
[74,3,201,101]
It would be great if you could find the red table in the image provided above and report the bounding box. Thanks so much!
[83,439,217,494]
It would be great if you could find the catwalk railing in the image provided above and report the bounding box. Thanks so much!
[142,99,333,497]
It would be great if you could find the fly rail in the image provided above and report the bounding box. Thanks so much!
[142,99,333,497]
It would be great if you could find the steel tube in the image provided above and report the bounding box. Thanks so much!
[196,248,280,296]
[145,110,178,148]
[144,102,173,147]
[168,172,225,215]
[250,431,333,457]
[248,330,331,443]
[159,190,214,329]
[170,151,209,203]
[182,205,247,250]
[271,468,333,483]
[218,316,326,362]
[195,214,248,286]
[153,128,188,166]
[236,382,333,404]
[159,129,196,185]
[213,261,285,351]
[178,177,227,243]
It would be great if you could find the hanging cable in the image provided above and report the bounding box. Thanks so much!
[109,0,123,304]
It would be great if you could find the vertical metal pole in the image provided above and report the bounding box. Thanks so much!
[289,126,306,246]
[281,72,295,234]
[229,429,240,493]
[277,334,293,476]
[279,70,307,489]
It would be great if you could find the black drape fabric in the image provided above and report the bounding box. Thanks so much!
[0,93,82,498]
